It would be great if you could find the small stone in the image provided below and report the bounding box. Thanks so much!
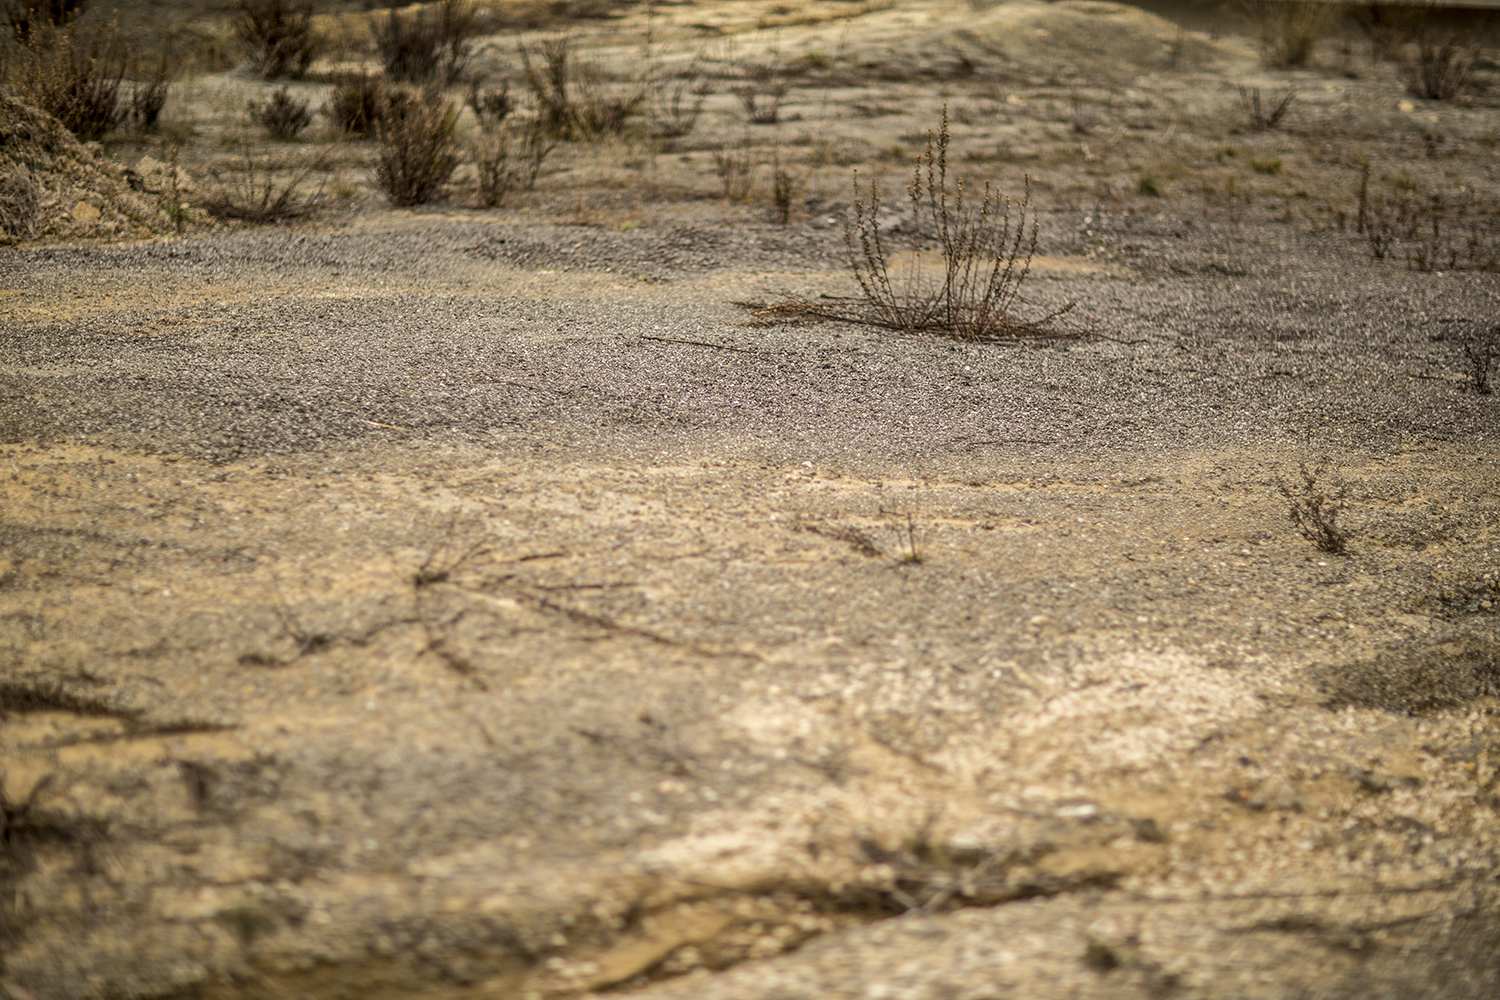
[72,201,101,222]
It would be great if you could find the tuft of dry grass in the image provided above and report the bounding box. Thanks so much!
[1239,86,1295,130]
[1461,329,1495,395]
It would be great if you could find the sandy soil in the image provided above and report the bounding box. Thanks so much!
[3,2,1499,998]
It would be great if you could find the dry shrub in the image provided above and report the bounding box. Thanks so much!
[1243,0,1336,69]
[202,142,331,221]
[377,0,482,86]
[1408,29,1475,101]
[472,115,554,207]
[647,56,707,140]
[326,71,396,136]
[1461,329,1495,395]
[374,88,458,206]
[257,85,312,139]
[519,34,646,140]
[770,149,799,225]
[234,0,322,79]
[4,0,85,42]
[1239,86,1295,130]
[128,47,170,131]
[1277,457,1350,556]
[712,144,753,201]
[843,104,1071,340]
[3,18,127,141]
[735,59,786,125]
[466,77,514,128]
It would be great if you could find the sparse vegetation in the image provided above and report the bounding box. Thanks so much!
[201,141,331,221]
[1243,0,1336,69]
[128,49,170,132]
[472,115,555,207]
[1277,457,1351,556]
[896,512,923,564]
[735,58,787,125]
[326,71,396,137]
[4,0,85,43]
[648,56,708,140]
[841,105,1071,341]
[466,77,514,129]
[1408,28,1475,101]
[1461,328,1495,395]
[256,85,312,140]
[770,150,798,225]
[233,0,322,80]
[519,34,647,140]
[377,0,483,86]
[3,19,127,141]
[713,143,754,201]
[1238,86,1294,130]
[374,88,458,206]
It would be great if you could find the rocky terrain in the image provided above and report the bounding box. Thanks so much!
[2,2,1498,998]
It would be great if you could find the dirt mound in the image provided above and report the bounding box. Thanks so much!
[0,93,180,244]
[845,0,1232,82]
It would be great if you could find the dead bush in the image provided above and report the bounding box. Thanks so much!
[1461,328,1495,395]
[842,104,1072,340]
[472,115,554,207]
[1238,86,1294,130]
[1243,0,1336,69]
[770,149,799,225]
[1277,457,1350,556]
[647,55,707,139]
[4,0,83,43]
[374,88,458,206]
[326,71,398,137]
[201,142,332,221]
[519,34,646,140]
[3,19,127,141]
[466,77,514,128]
[712,143,753,202]
[735,59,786,125]
[128,48,170,131]
[257,85,312,139]
[377,0,482,86]
[1408,29,1475,101]
[234,0,322,80]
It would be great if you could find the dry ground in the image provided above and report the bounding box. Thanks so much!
[3,2,1500,999]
